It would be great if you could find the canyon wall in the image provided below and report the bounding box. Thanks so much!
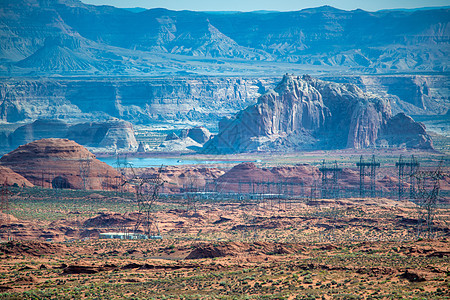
[204,75,433,153]
[0,75,446,128]
[0,77,275,125]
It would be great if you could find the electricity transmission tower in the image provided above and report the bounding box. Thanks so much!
[319,160,342,199]
[396,155,420,200]
[357,155,380,198]
[79,156,91,190]
[126,165,166,237]
[1,180,11,240]
[413,160,447,239]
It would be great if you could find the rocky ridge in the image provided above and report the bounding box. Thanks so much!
[204,75,433,153]
[0,0,448,75]
[0,138,121,190]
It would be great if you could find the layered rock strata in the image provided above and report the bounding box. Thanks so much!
[0,139,121,190]
[204,74,433,153]
[7,119,137,150]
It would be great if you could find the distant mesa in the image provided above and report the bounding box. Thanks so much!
[203,74,434,153]
[7,119,138,151]
[0,138,121,190]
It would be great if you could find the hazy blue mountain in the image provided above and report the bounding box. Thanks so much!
[0,0,448,75]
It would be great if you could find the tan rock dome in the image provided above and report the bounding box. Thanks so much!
[0,138,121,190]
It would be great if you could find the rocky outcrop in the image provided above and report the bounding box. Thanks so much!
[205,74,433,153]
[157,126,213,152]
[156,138,202,153]
[8,119,137,150]
[0,138,121,190]
[134,166,225,193]
[306,75,392,149]
[165,132,180,141]
[75,120,137,149]
[205,75,330,153]
[8,119,69,149]
[378,113,433,149]
[180,126,212,144]
[0,166,34,187]
[323,75,450,115]
[216,162,278,183]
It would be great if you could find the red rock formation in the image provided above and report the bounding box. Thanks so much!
[217,162,277,183]
[0,166,34,187]
[136,166,225,193]
[0,138,121,190]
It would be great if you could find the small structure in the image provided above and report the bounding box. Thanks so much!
[99,232,162,240]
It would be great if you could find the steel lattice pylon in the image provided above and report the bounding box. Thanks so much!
[319,160,342,199]
[79,156,91,190]
[1,180,11,240]
[356,155,380,198]
[413,160,447,239]
[125,165,166,237]
[396,155,420,200]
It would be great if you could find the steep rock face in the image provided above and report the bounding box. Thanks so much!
[0,77,274,125]
[323,75,450,115]
[8,119,137,150]
[205,74,432,153]
[69,120,138,149]
[305,76,391,149]
[0,138,121,190]
[8,119,69,149]
[206,75,330,153]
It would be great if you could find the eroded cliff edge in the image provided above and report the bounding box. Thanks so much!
[204,74,433,153]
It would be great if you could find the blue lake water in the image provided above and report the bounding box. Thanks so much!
[98,157,249,168]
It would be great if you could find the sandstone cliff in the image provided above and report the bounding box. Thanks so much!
[206,75,330,153]
[204,74,433,153]
[8,119,137,150]
[0,76,445,129]
[0,77,274,125]
[0,139,121,190]
[322,75,450,115]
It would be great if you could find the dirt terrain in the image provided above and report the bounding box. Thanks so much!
[0,185,449,299]
[0,237,448,299]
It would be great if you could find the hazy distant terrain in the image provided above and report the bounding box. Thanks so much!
[0,0,448,153]
[0,0,448,76]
